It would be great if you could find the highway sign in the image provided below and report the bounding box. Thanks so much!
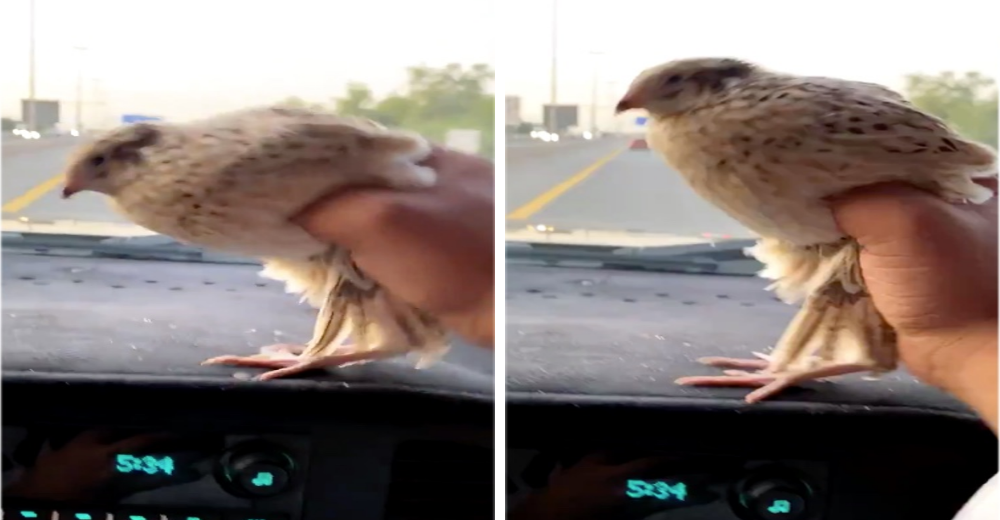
[121,114,163,124]
[635,116,648,126]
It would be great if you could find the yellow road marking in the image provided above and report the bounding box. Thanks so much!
[2,173,65,214]
[506,147,626,220]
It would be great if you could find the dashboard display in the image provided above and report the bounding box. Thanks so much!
[115,455,176,476]
[507,449,827,520]
[2,426,308,519]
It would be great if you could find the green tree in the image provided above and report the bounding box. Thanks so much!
[903,71,998,147]
[280,63,495,157]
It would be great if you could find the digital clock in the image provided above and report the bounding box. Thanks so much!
[625,479,688,501]
[114,454,176,476]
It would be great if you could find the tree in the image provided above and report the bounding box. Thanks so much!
[903,71,998,147]
[279,63,495,157]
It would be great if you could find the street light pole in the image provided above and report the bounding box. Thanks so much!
[27,0,37,132]
[589,51,603,135]
[547,0,558,134]
[73,46,88,132]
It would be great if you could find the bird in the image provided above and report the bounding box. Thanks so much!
[60,105,451,380]
[615,57,997,403]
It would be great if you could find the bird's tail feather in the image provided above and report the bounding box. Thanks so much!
[746,239,898,374]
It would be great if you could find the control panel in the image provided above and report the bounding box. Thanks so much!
[507,450,829,520]
[2,427,310,520]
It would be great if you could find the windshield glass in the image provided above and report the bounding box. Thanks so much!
[2,1,494,239]
[504,1,997,254]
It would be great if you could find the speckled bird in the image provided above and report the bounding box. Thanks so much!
[616,57,997,403]
[60,105,450,380]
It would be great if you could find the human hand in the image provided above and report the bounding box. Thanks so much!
[8,430,172,501]
[509,453,670,520]
[831,181,997,427]
[294,146,495,348]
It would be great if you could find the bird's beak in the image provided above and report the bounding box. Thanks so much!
[61,179,80,199]
[615,94,638,114]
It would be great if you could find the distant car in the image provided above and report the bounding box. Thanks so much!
[628,138,648,150]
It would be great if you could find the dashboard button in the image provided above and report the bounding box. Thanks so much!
[732,470,813,520]
[117,512,157,520]
[237,463,290,496]
[215,440,296,498]
[224,514,288,520]
[58,511,107,520]
[6,509,52,520]
[165,514,222,520]
[752,489,807,519]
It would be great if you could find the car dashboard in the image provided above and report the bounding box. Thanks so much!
[505,254,997,520]
[2,243,494,520]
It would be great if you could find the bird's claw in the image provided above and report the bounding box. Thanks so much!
[675,356,874,403]
[201,343,398,380]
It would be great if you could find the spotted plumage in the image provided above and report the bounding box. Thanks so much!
[61,105,450,379]
[617,57,997,402]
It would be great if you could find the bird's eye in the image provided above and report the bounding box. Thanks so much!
[665,75,683,85]
[90,155,105,167]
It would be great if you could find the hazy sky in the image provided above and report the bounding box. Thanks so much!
[504,0,999,130]
[1,0,495,128]
[3,0,996,132]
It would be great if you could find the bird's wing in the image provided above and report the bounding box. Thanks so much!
[738,76,997,173]
[201,107,425,194]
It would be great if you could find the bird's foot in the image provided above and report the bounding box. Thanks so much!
[675,353,871,403]
[201,343,394,381]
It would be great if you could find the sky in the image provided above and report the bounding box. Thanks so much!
[503,0,999,131]
[1,0,996,132]
[0,0,495,128]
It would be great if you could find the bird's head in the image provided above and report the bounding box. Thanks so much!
[615,57,760,118]
[61,122,162,199]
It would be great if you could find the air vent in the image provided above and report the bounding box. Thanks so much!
[384,440,493,520]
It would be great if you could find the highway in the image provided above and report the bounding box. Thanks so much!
[505,136,754,246]
[2,139,148,236]
[3,136,754,243]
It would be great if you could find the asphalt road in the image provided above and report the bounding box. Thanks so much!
[4,137,754,244]
[505,136,754,243]
[2,141,131,227]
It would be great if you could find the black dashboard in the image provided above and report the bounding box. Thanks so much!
[3,238,998,520]
[2,244,494,520]
[505,256,997,520]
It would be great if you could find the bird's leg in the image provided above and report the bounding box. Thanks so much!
[202,267,414,381]
[242,289,416,381]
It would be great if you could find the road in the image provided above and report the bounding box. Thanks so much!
[2,140,146,235]
[3,137,754,243]
[505,136,753,245]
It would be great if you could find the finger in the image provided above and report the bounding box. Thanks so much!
[573,451,617,467]
[36,440,54,458]
[109,432,178,453]
[613,455,679,475]
[829,183,953,247]
[69,428,117,446]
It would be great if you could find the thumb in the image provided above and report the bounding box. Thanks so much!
[829,183,948,248]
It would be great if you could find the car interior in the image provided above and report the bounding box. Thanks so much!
[2,234,494,520]
[505,243,997,520]
[2,233,996,520]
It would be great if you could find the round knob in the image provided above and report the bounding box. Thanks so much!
[731,470,814,520]
[214,440,296,498]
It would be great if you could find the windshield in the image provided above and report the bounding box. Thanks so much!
[1,1,494,240]
[504,1,998,255]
